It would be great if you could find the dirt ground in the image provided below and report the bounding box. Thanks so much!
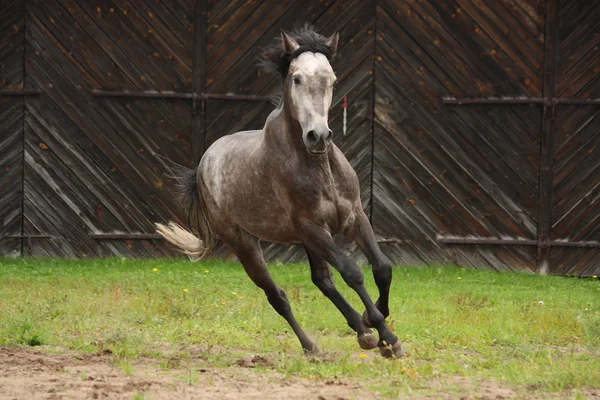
[0,347,377,400]
[0,348,598,400]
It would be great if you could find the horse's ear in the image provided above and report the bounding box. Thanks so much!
[325,30,340,55]
[280,30,300,53]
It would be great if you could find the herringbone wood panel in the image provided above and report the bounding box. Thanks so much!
[550,0,600,275]
[2,0,598,275]
[21,0,195,256]
[0,0,24,256]
[373,0,545,270]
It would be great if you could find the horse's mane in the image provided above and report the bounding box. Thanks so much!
[259,25,333,105]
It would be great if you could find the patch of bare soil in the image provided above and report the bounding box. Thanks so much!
[1,348,597,400]
[413,375,600,400]
[0,347,377,400]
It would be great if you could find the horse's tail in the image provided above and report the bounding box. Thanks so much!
[155,165,215,261]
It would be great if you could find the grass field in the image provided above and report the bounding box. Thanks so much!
[0,257,599,399]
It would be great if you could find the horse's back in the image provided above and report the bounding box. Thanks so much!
[198,129,264,204]
[206,130,262,152]
[200,130,261,167]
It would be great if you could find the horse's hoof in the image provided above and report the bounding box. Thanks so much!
[357,331,378,350]
[303,344,320,356]
[378,341,405,359]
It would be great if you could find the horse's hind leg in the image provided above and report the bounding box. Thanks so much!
[351,212,393,328]
[305,248,377,350]
[222,232,317,354]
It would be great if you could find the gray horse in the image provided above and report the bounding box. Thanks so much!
[156,26,403,358]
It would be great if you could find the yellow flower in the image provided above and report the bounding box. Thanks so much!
[183,288,188,293]
[457,276,462,280]
[152,268,158,273]
[204,270,209,273]
[239,296,243,299]
[135,297,139,300]
[231,292,237,295]
[593,275,598,279]
[359,353,367,359]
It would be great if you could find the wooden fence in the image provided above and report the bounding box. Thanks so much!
[0,0,598,275]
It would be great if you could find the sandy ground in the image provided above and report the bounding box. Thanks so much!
[0,347,377,400]
[0,347,598,400]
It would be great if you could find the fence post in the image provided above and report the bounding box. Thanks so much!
[191,0,208,163]
[536,0,558,274]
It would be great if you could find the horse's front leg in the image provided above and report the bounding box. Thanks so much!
[305,247,378,350]
[350,211,394,327]
[301,223,404,358]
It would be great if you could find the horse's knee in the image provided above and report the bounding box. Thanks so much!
[266,287,291,314]
[312,273,335,294]
[374,260,392,288]
[367,308,385,328]
[339,263,364,289]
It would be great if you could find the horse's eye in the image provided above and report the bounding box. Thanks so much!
[293,77,301,85]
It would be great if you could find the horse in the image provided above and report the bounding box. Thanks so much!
[156,26,404,358]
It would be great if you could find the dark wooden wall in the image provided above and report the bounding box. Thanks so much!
[0,1,25,258]
[550,0,600,275]
[374,0,544,270]
[0,0,598,276]
[2,0,195,258]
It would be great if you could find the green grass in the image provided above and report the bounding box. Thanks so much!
[0,257,599,398]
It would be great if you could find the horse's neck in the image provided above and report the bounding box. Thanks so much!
[263,104,304,153]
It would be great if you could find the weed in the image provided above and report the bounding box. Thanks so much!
[120,359,134,376]
[453,291,489,310]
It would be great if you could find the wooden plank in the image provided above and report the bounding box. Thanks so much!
[63,0,191,90]
[191,0,206,161]
[110,0,192,88]
[132,0,194,57]
[157,0,195,29]
[0,0,24,256]
[535,0,557,273]
[551,102,599,277]
[555,1,600,99]
[42,0,150,90]
[386,0,542,97]
[456,0,543,78]
[0,99,23,257]
[544,0,600,276]
[207,0,263,49]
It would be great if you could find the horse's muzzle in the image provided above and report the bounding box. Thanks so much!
[304,128,332,154]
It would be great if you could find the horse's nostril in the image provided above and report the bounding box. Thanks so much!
[326,130,333,141]
[307,130,318,143]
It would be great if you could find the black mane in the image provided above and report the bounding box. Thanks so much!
[259,25,333,79]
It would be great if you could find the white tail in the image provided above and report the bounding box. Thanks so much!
[155,222,209,261]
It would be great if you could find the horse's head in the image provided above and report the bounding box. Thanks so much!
[281,30,339,155]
